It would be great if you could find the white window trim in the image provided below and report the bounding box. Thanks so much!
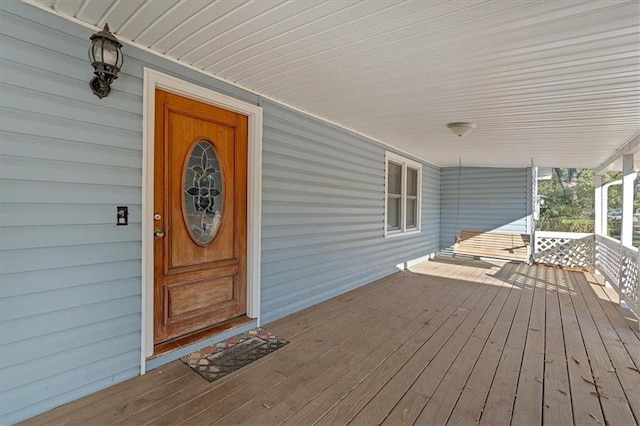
[141,68,263,372]
[384,152,422,238]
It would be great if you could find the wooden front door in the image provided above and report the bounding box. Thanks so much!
[154,89,248,346]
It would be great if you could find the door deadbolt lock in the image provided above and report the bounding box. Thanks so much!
[154,229,165,239]
[154,213,162,221]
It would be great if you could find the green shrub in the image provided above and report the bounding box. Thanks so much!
[538,217,594,233]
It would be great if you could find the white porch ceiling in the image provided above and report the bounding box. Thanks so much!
[30,0,640,169]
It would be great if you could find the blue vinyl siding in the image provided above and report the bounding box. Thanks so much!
[0,1,255,423]
[439,167,532,252]
[0,1,440,423]
[259,100,440,324]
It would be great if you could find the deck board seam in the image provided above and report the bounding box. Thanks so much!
[376,278,496,423]
[506,264,538,425]
[416,264,518,424]
[346,264,498,425]
[566,271,614,425]
[378,265,508,424]
[446,263,526,425]
[573,272,639,424]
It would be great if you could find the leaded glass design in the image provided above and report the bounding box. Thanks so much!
[184,141,223,245]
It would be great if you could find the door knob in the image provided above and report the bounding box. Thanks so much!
[154,229,165,239]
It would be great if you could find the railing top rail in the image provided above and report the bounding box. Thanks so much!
[535,231,594,239]
[595,233,639,253]
[595,233,621,244]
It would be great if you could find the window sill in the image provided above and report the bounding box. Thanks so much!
[385,229,421,239]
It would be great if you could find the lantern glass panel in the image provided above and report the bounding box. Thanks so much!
[102,41,118,67]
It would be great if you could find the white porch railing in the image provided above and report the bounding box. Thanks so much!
[534,231,595,268]
[534,231,639,319]
[595,234,639,317]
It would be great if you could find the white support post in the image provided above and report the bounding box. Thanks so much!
[602,181,610,237]
[595,174,603,235]
[621,154,635,247]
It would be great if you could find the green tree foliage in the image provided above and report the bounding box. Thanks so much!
[538,168,640,237]
[539,168,594,219]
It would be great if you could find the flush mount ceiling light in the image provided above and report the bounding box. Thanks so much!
[88,23,123,99]
[447,122,476,137]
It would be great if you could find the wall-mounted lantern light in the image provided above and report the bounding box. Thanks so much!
[88,24,123,99]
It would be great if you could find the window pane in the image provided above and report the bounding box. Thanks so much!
[407,168,418,196]
[387,197,401,231]
[406,198,417,228]
[388,162,402,195]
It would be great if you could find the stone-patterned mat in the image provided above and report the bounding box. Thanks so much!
[180,328,288,382]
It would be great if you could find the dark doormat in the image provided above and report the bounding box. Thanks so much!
[180,327,288,382]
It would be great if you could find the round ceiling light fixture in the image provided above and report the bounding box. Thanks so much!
[447,122,476,137]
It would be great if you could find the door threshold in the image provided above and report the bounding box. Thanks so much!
[150,315,253,359]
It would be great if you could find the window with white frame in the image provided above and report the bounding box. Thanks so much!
[385,152,422,236]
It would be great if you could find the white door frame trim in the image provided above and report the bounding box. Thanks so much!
[141,68,263,373]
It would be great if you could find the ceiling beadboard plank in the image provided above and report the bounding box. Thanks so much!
[157,1,277,56]
[232,1,536,86]
[96,0,145,31]
[199,2,354,74]
[53,0,84,17]
[135,0,207,47]
[183,1,322,67]
[253,2,634,93]
[76,0,114,25]
[119,0,178,41]
[297,56,640,111]
[222,0,453,82]
[207,0,422,74]
[30,0,640,168]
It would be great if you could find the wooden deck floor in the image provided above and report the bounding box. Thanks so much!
[24,259,640,425]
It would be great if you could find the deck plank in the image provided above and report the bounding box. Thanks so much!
[479,264,536,424]
[309,268,504,425]
[555,268,604,425]
[241,314,411,426]
[223,273,462,425]
[542,268,573,425]
[350,270,499,425]
[131,307,383,425]
[21,260,640,426]
[191,313,411,426]
[276,262,490,424]
[573,272,640,423]
[587,276,640,369]
[567,271,637,425]
[446,263,524,425]
[511,265,547,425]
[412,266,516,424]
[277,313,426,426]
[384,263,514,425]
[119,305,381,424]
[20,362,190,426]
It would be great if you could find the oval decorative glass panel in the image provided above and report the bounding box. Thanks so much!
[183,140,223,245]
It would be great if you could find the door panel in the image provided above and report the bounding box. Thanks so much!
[166,276,234,318]
[154,89,248,345]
